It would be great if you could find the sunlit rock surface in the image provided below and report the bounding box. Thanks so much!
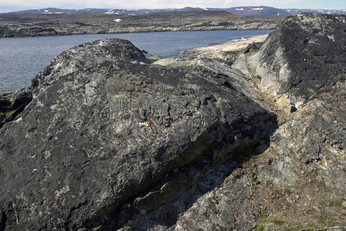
[0,13,345,230]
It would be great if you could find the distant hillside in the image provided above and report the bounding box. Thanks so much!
[0,11,284,38]
[221,6,346,15]
[6,6,346,16]
[6,7,205,15]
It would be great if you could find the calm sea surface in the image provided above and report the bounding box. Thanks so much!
[0,30,273,92]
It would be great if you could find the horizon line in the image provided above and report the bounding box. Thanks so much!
[2,5,346,14]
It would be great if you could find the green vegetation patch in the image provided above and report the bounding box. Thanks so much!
[328,200,342,207]
[314,214,326,225]
[4,110,17,119]
[257,212,286,230]
[257,223,266,231]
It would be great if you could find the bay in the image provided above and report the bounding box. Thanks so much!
[0,30,273,92]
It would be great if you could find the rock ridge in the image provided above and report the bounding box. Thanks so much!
[232,13,346,110]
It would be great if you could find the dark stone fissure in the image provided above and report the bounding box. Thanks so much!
[83,114,278,230]
[0,207,7,231]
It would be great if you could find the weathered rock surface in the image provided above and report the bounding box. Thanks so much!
[157,13,346,230]
[318,227,346,231]
[0,13,345,231]
[264,224,289,231]
[0,38,276,230]
[185,34,268,60]
[233,13,346,109]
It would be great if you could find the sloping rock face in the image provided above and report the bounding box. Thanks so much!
[233,13,346,109]
[175,73,345,230]
[0,39,276,230]
[154,14,345,230]
[0,13,345,231]
[224,14,345,230]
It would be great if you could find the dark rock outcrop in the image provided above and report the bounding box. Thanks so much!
[233,13,346,108]
[0,38,276,230]
[0,206,6,231]
[157,13,345,230]
[0,13,345,231]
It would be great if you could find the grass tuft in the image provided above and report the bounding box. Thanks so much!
[256,223,266,231]
[328,200,342,207]
[268,219,285,225]
[314,214,326,225]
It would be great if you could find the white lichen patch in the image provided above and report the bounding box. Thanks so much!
[55,185,70,199]
[44,150,51,159]
[84,81,98,105]
[327,35,335,41]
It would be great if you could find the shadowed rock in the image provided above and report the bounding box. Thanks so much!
[173,13,345,230]
[0,89,32,128]
[0,38,276,230]
[0,13,345,231]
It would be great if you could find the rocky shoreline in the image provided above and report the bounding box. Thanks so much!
[0,11,284,38]
[0,13,345,231]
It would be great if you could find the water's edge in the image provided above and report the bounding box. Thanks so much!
[0,30,273,92]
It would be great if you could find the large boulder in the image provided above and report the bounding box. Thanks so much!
[0,39,276,230]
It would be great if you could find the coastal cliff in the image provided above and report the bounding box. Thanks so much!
[0,13,345,230]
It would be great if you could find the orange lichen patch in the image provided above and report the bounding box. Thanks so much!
[259,189,268,196]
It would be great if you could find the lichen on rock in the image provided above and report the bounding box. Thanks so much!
[0,38,276,230]
[0,13,345,231]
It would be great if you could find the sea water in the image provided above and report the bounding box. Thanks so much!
[0,30,273,92]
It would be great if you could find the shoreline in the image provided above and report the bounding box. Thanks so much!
[0,28,273,39]
[0,12,284,38]
[185,34,269,58]
[153,34,270,66]
[0,32,272,93]
[0,26,277,39]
